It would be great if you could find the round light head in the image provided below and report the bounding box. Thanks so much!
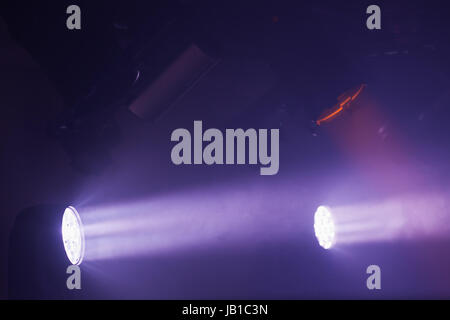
[314,206,336,249]
[62,206,85,265]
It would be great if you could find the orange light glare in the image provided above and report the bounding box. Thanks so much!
[316,84,366,126]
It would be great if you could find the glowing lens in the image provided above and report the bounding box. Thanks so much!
[314,206,336,249]
[62,206,85,265]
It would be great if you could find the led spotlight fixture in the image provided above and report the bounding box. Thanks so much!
[62,206,85,265]
[314,206,336,249]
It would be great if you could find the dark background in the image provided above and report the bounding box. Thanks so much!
[1,0,450,299]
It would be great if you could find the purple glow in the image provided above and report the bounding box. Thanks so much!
[79,184,307,261]
[327,192,450,246]
[75,175,450,262]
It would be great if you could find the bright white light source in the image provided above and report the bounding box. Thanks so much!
[62,206,85,265]
[314,206,336,249]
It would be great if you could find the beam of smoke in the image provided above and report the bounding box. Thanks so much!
[332,192,450,245]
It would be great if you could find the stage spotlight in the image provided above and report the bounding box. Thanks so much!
[314,206,336,249]
[62,206,85,265]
